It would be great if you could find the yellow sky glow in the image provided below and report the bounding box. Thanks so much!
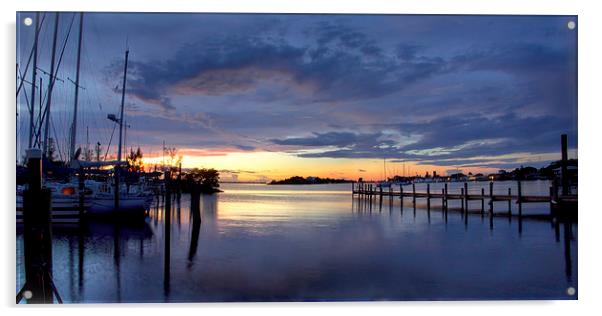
[141,151,506,182]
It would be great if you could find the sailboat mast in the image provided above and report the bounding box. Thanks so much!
[28,12,40,149]
[69,12,84,162]
[117,49,129,163]
[42,12,60,157]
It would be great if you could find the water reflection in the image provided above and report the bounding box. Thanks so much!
[16,182,577,302]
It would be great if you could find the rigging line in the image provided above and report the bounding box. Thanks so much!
[17,67,33,115]
[47,13,76,91]
[50,116,64,162]
[16,13,47,97]
[39,13,76,150]
[104,124,117,161]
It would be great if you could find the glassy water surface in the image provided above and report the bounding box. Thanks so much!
[16,181,577,302]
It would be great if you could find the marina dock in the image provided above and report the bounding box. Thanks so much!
[352,181,577,218]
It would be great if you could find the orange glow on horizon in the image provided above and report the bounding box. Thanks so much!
[141,150,501,182]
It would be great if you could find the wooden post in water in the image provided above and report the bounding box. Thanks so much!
[481,188,485,215]
[552,180,559,216]
[460,188,465,212]
[507,188,512,216]
[379,186,383,212]
[78,167,85,218]
[426,183,431,209]
[561,134,569,196]
[489,181,494,214]
[549,186,554,216]
[412,183,416,204]
[441,188,445,209]
[400,184,403,200]
[114,166,120,211]
[20,149,55,304]
[517,180,523,217]
[463,182,468,212]
[443,182,448,212]
[163,171,171,296]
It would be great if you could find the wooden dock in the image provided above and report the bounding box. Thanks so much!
[351,181,577,218]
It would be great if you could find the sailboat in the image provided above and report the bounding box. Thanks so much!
[80,48,153,215]
[17,13,152,217]
[376,158,392,188]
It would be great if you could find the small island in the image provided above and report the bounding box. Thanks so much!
[269,176,354,185]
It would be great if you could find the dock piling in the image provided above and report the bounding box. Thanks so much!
[463,182,468,212]
[561,134,569,196]
[20,149,56,304]
[507,188,512,217]
[480,188,485,214]
[426,184,431,209]
[164,171,172,296]
[489,181,494,214]
[517,180,523,217]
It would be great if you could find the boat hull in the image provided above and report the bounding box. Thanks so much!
[88,196,152,215]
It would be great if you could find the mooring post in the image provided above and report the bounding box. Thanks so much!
[412,183,416,204]
[190,186,201,222]
[507,187,512,216]
[489,181,494,214]
[481,188,485,214]
[517,180,523,217]
[561,134,569,196]
[426,183,431,209]
[78,167,85,218]
[549,186,554,216]
[114,165,120,211]
[443,182,448,212]
[463,182,468,212]
[400,184,403,200]
[164,170,171,296]
[461,188,465,212]
[441,188,445,209]
[21,149,54,304]
[552,179,559,216]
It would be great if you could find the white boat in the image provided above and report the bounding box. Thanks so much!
[84,180,153,215]
[376,182,392,188]
[16,183,91,211]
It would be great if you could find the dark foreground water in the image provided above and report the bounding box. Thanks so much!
[16,181,577,302]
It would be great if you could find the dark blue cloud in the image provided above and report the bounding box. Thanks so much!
[277,113,576,163]
[16,13,577,171]
[110,20,452,109]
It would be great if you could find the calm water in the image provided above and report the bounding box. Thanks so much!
[16,181,577,302]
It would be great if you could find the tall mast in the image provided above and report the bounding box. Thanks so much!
[69,12,84,162]
[117,49,129,163]
[42,12,60,157]
[28,12,40,149]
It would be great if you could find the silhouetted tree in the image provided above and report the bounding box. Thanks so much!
[127,147,144,173]
[185,168,220,193]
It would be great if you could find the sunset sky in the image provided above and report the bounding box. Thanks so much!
[16,13,578,181]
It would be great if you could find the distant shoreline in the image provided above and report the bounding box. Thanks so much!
[269,176,353,185]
